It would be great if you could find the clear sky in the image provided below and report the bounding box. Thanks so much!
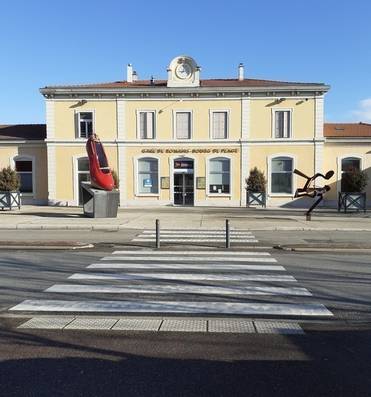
[1,0,370,124]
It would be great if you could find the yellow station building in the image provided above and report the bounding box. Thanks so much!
[1,55,371,208]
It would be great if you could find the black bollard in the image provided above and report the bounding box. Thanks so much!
[226,219,230,249]
[156,219,160,249]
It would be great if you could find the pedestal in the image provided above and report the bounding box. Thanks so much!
[81,182,120,218]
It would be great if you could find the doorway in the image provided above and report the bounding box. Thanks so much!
[173,158,194,206]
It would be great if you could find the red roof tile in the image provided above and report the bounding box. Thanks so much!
[324,122,371,138]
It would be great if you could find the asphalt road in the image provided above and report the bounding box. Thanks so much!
[1,247,371,396]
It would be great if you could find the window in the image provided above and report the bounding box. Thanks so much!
[138,111,155,139]
[77,157,90,205]
[77,112,93,138]
[341,157,361,192]
[175,112,191,139]
[212,111,228,139]
[209,158,230,194]
[274,110,291,138]
[271,157,293,194]
[138,158,159,194]
[15,160,33,193]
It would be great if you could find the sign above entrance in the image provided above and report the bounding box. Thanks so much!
[174,160,194,169]
[141,148,238,154]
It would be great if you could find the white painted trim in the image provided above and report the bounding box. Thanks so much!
[45,100,55,139]
[118,145,126,206]
[73,154,90,206]
[11,155,36,197]
[75,109,96,138]
[241,97,250,139]
[173,110,193,140]
[336,154,364,195]
[325,138,371,143]
[240,143,249,206]
[116,99,126,140]
[206,155,233,197]
[209,109,230,140]
[315,95,324,139]
[133,155,161,197]
[314,141,324,176]
[136,109,157,140]
[271,108,293,139]
[46,144,56,203]
[267,153,297,197]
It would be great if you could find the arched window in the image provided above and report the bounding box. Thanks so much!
[271,156,293,194]
[138,158,159,194]
[14,156,34,194]
[209,157,230,194]
[341,157,361,192]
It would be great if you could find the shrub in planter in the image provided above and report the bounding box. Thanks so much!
[246,167,267,207]
[0,166,21,210]
[339,168,368,212]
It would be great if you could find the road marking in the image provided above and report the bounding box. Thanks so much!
[88,263,285,270]
[140,233,255,237]
[46,284,312,296]
[102,256,277,263]
[132,238,259,242]
[141,230,253,235]
[69,273,297,282]
[9,300,334,316]
[112,250,271,256]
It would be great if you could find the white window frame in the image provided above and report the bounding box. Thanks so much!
[271,108,293,139]
[134,156,160,197]
[136,110,156,140]
[11,155,36,196]
[336,154,364,195]
[73,155,90,206]
[267,154,296,197]
[75,110,95,139]
[173,110,193,140]
[209,109,230,140]
[206,156,232,197]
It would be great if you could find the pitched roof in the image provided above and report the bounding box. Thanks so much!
[324,122,371,138]
[0,124,46,141]
[42,78,326,90]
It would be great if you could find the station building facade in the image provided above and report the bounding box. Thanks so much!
[1,55,371,208]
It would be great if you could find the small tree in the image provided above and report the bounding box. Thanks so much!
[246,167,267,193]
[0,166,20,191]
[342,168,368,193]
[111,169,119,189]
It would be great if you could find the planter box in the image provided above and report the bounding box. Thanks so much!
[0,191,21,210]
[338,192,366,213]
[246,191,266,208]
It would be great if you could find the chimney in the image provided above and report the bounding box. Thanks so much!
[238,63,244,81]
[127,64,133,83]
[132,71,138,82]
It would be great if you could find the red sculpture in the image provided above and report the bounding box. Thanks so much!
[86,134,115,191]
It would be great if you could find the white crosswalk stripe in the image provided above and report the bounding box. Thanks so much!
[9,228,334,326]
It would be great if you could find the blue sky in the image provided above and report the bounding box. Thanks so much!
[1,0,371,124]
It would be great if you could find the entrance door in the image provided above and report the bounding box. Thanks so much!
[77,157,90,205]
[174,173,194,206]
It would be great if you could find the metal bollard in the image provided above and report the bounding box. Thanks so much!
[156,219,160,249]
[226,219,230,249]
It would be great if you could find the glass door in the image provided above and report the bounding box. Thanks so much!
[77,157,90,205]
[173,173,194,206]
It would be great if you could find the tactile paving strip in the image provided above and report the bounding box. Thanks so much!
[254,321,305,334]
[112,318,162,331]
[18,317,75,329]
[160,319,207,332]
[208,319,255,333]
[64,318,118,330]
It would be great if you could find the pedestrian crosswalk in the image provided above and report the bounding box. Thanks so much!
[10,228,334,334]
[132,228,259,244]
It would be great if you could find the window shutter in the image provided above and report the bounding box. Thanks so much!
[176,112,190,139]
[213,112,227,139]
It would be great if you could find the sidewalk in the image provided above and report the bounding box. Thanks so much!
[1,205,371,231]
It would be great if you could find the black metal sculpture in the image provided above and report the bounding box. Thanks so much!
[294,169,334,220]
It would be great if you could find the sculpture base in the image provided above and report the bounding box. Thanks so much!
[81,182,119,218]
